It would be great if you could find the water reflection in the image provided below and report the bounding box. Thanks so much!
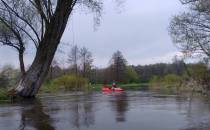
[19,99,55,130]
[181,93,210,130]
[70,93,95,129]
[110,92,129,122]
[0,91,210,130]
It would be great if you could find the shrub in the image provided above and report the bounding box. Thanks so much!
[125,66,139,83]
[0,89,9,101]
[150,76,162,85]
[163,74,181,85]
[41,74,89,92]
[149,74,182,88]
[0,75,9,88]
[188,63,210,90]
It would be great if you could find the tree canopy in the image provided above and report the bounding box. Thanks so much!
[169,0,210,59]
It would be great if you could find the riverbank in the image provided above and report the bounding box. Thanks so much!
[0,82,209,102]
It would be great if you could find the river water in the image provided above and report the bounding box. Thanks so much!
[0,90,210,130]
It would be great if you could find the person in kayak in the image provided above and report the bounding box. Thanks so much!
[112,81,117,90]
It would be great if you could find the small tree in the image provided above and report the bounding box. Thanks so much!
[125,66,139,83]
[109,51,127,83]
[68,45,80,75]
[80,47,93,78]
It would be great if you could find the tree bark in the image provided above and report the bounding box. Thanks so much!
[19,51,26,76]
[12,0,74,97]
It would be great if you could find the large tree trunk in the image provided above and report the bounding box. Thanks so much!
[12,0,74,97]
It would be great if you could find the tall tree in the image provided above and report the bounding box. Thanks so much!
[0,0,104,97]
[169,0,210,59]
[80,47,93,78]
[68,45,80,75]
[109,51,127,83]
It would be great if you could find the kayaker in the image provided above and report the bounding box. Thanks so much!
[112,81,117,90]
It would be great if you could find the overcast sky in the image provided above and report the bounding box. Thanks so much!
[0,0,185,68]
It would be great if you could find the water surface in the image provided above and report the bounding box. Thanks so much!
[0,90,210,130]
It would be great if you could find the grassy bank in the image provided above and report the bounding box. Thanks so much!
[90,83,149,91]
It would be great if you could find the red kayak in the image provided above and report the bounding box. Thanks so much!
[102,86,124,92]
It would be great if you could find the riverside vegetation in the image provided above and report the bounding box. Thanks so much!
[1,54,210,101]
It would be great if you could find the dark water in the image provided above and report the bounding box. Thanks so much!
[0,90,210,130]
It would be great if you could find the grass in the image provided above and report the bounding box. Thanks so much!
[119,83,149,90]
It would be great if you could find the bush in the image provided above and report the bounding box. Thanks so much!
[149,76,162,85]
[188,63,210,90]
[125,66,139,83]
[0,75,9,88]
[0,89,9,101]
[149,74,182,88]
[163,74,181,85]
[41,74,89,92]
[53,75,88,89]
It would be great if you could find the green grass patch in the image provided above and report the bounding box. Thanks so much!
[119,83,149,90]
[89,83,149,91]
[89,84,104,91]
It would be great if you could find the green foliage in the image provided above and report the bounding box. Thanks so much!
[41,74,89,93]
[125,66,139,83]
[150,74,182,88]
[134,62,186,83]
[0,89,9,101]
[163,74,181,85]
[188,63,210,89]
[53,75,88,90]
[0,65,20,89]
[189,63,209,80]
[149,76,163,86]
[0,75,9,88]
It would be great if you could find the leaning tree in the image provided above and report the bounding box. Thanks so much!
[169,0,210,59]
[0,0,123,98]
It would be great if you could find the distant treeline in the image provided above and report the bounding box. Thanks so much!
[1,49,210,92]
[90,61,210,91]
[134,61,186,83]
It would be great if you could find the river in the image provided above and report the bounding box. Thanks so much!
[0,90,210,130]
